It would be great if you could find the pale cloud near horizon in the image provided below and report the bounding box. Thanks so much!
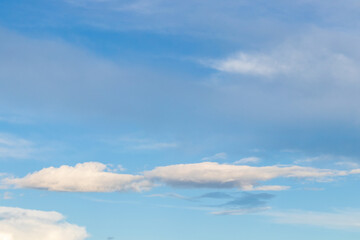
[0,206,88,240]
[266,209,360,230]
[213,207,360,230]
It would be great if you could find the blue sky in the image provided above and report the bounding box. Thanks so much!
[1,0,360,239]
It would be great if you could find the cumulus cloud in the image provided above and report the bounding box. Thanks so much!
[5,162,152,192]
[145,162,348,190]
[0,206,88,240]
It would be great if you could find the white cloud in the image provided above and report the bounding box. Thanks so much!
[208,53,287,76]
[5,162,153,192]
[207,30,360,86]
[234,157,260,164]
[5,161,360,193]
[267,209,360,230]
[0,206,88,240]
[145,162,348,191]
[202,152,227,161]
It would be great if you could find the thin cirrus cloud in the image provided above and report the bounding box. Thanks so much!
[211,207,271,216]
[208,52,287,76]
[266,209,360,230]
[4,162,153,192]
[212,208,360,230]
[201,152,227,161]
[4,161,359,193]
[0,206,88,240]
[234,157,260,164]
[100,137,178,151]
[0,133,35,159]
[206,29,360,85]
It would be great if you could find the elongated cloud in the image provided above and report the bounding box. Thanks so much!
[0,206,88,240]
[266,209,360,230]
[3,162,357,192]
[5,162,152,192]
[145,162,348,190]
[209,53,286,76]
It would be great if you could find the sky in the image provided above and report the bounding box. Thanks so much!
[0,0,360,239]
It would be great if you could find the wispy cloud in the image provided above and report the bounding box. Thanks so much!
[202,152,227,161]
[197,192,233,199]
[204,29,360,91]
[234,157,260,165]
[0,133,35,159]
[102,136,178,151]
[218,192,274,210]
[294,154,358,166]
[147,193,191,201]
[335,161,360,169]
[2,191,13,200]
[206,53,287,76]
[211,206,271,216]
[266,209,360,230]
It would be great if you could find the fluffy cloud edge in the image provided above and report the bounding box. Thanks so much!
[0,206,88,240]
